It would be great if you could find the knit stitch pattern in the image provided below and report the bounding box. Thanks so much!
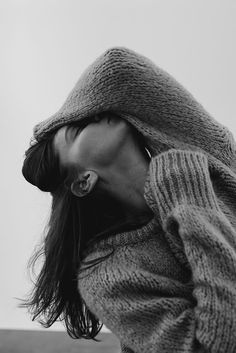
[78,149,236,353]
[29,47,236,352]
[31,47,236,174]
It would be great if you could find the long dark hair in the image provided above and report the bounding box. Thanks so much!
[18,114,131,340]
[18,113,151,340]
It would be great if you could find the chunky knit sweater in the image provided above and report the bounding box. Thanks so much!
[78,149,236,353]
[29,47,236,352]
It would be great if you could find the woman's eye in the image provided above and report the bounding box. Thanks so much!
[74,120,88,131]
[71,118,93,139]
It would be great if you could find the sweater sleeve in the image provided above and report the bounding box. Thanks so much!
[145,149,236,352]
[78,149,236,353]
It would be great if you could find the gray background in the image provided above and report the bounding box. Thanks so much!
[1,0,235,333]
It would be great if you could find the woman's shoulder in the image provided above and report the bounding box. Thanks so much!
[78,213,190,288]
[81,214,157,257]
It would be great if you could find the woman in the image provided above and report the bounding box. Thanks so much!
[21,47,236,352]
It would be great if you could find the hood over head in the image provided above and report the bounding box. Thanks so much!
[32,46,236,174]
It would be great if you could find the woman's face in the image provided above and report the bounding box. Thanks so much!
[53,114,132,173]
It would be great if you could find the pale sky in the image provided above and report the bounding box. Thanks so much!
[1,0,236,332]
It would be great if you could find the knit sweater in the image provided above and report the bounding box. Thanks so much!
[78,149,236,353]
[29,47,236,351]
[31,47,236,178]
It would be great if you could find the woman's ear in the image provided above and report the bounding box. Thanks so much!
[71,170,99,197]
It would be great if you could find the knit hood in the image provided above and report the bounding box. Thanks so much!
[32,46,236,174]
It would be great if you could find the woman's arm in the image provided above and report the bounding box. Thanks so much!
[145,149,236,352]
[79,149,236,353]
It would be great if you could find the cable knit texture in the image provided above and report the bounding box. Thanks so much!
[29,47,236,352]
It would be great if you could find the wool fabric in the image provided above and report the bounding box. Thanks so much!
[78,149,236,352]
[30,47,236,352]
[31,47,236,174]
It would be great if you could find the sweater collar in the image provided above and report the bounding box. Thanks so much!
[82,158,157,255]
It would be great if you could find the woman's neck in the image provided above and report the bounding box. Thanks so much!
[101,145,153,221]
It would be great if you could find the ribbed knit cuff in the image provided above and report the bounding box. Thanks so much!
[144,149,221,225]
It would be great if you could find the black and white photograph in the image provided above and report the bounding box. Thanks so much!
[1,0,236,352]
